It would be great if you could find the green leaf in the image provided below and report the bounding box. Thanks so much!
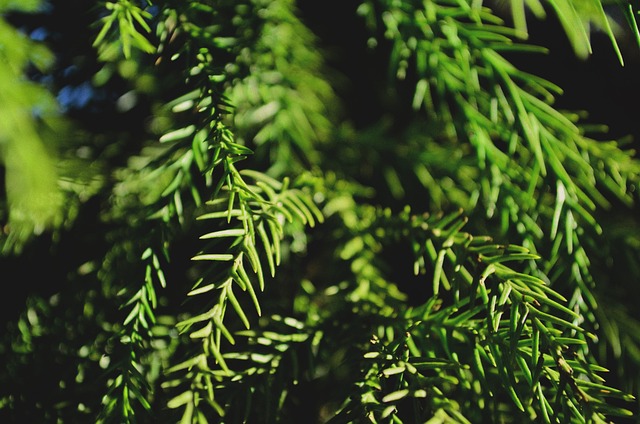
[192,254,235,261]
[199,228,246,239]
[225,284,250,329]
[167,390,193,409]
[382,389,410,403]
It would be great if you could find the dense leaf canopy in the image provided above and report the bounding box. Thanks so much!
[1,0,640,422]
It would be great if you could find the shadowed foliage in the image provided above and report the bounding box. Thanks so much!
[1,0,640,422]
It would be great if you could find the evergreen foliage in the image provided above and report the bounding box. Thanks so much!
[1,0,640,422]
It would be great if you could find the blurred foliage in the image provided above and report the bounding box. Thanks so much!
[0,1,62,251]
[1,0,640,422]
